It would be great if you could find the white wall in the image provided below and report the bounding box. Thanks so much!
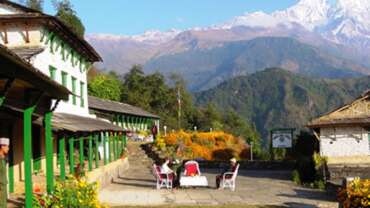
[0,22,92,117]
[30,27,90,116]
[320,126,370,157]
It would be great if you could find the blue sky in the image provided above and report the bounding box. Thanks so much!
[40,0,335,35]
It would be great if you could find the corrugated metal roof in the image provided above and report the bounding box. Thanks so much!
[307,90,370,128]
[52,113,123,133]
[0,13,102,62]
[88,96,160,119]
[11,47,44,60]
[0,44,70,100]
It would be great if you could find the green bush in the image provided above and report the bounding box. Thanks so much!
[33,176,107,208]
[291,169,301,185]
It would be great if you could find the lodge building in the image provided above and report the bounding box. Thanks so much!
[307,90,370,180]
[0,1,159,207]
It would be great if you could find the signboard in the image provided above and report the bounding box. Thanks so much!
[272,130,293,148]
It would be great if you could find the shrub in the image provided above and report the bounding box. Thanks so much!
[291,169,301,185]
[33,176,107,208]
[155,130,248,161]
[338,178,370,208]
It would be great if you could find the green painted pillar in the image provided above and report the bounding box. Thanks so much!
[69,137,75,174]
[120,115,124,129]
[79,138,84,168]
[112,133,115,161]
[116,133,119,159]
[88,135,93,171]
[137,117,141,130]
[24,105,36,208]
[8,138,14,193]
[118,133,122,158]
[58,137,66,180]
[94,133,99,168]
[129,116,133,130]
[103,132,107,165]
[135,117,138,131]
[140,118,145,130]
[45,112,54,193]
[108,133,112,162]
[121,132,125,153]
[124,115,128,130]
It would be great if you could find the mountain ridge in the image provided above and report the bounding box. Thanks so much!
[195,68,370,141]
[144,36,369,91]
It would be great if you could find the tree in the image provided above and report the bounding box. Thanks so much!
[88,72,121,101]
[53,0,85,37]
[198,103,223,131]
[223,110,261,152]
[25,0,43,11]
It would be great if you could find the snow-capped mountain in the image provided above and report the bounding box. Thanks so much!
[87,29,181,45]
[87,0,370,75]
[220,0,330,30]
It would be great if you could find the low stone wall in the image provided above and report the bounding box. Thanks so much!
[142,143,294,170]
[328,163,370,181]
[197,160,295,170]
[87,158,129,189]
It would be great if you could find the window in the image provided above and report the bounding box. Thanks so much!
[61,71,69,103]
[80,81,85,107]
[61,71,68,87]
[71,77,77,105]
[49,66,57,80]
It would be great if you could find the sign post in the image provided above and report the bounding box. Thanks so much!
[270,128,295,160]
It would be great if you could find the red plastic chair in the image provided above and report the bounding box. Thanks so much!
[183,160,201,176]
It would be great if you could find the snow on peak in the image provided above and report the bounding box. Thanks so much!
[323,0,370,39]
[274,0,330,30]
[219,11,282,29]
[86,29,181,45]
[218,0,330,31]
[130,29,181,44]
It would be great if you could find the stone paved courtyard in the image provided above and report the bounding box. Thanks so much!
[99,143,338,207]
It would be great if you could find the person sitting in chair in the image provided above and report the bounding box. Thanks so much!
[161,158,175,175]
[215,157,238,189]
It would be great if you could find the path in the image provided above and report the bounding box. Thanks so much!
[99,142,338,207]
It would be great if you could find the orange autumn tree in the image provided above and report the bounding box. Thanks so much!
[156,130,250,161]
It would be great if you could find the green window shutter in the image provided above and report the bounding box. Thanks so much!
[61,71,69,103]
[61,71,68,87]
[80,81,85,107]
[72,77,77,105]
[49,66,57,80]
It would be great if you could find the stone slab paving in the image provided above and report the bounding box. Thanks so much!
[99,143,338,207]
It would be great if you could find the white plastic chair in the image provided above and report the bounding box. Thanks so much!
[152,164,173,189]
[221,164,240,191]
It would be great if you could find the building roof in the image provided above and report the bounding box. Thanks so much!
[52,113,123,133]
[0,44,70,100]
[0,1,102,62]
[11,47,44,60]
[307,90,370,128]
[88,96,160,119]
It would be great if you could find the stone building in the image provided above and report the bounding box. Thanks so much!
[307,90,370,180]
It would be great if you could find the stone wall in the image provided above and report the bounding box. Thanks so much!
[87,158,129,189]
[328,163,370,181]
[142,143,294,171]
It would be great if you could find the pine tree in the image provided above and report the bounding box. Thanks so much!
[53,0,85,37]
[24,0,43,11]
